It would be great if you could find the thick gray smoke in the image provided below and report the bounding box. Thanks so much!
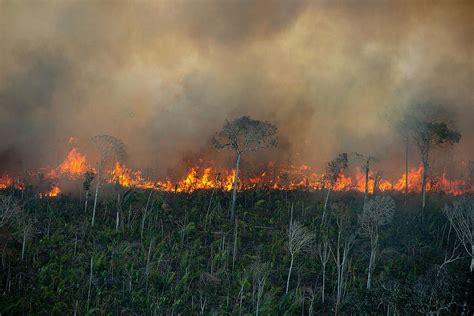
[0,0,472,178]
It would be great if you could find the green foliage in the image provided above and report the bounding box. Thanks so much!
[0,189,470,314]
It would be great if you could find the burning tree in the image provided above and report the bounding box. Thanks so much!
[359,196,396,289]
[91,135,127,227]
[212,116,277,221]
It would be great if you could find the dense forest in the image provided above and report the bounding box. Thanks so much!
[1,186,473,315]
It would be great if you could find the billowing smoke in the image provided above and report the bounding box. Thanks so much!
[1,0,472,178]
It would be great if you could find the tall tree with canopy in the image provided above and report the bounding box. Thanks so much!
[411,120,461,210]
[396,103,461,210]
[213,116,277,221]
[91,135,127,227]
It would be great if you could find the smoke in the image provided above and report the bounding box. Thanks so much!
[0,0,472,177]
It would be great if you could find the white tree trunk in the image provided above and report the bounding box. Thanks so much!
[367,246,376,289]
[471,245,474,272]
[286,254,294,294]
[92,163,101,227]
[84,190,89,212]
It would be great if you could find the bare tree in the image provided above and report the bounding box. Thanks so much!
[353,153,378,205]
[286,221,313,294]
[91,135,126,227]
[330,211,354,313]
[443,198,474,271]
[360,196,396,289]
[251,261,270,316]
[317,232,330,303]
[0,194,21,228]
[323,153,348,221]
[213,116,277,221]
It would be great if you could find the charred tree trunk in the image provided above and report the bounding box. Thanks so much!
[230,153,241,222]
[405,136,409,206]
[364,162,369,205]
[421,151,429,211]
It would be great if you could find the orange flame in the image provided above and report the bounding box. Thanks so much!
[1,145,472,197]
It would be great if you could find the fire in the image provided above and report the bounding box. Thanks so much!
[0,145,472,196]
[42,185,61,197]
[0,175,14,189]
[57,148,88,176]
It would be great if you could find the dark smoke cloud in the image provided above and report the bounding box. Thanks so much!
[0,0,472,177]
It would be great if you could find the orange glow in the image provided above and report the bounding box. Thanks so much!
[57,148,88,176]
[0,144,472,196]
[0,175,14,189]
[46,185,61,197]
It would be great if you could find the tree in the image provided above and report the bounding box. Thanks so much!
[317,230,330,304]
[82,170,95,213]
[360,196,396,289]
[444,198,474,272]
[213,116,277,221]
[286,221,313,294]
[323,153,348,221]
[251,261,270,316]
[413,121,461,210]
[394,114,412,206]
[0,194,21,228]
[353,153,378,205]
[329,206,355,313]
[91,135,126,227]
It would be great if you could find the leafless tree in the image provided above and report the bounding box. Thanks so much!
[317,232,330,303]
[0,194,21,228]
[353,153,378,205]
[251,261,270,316]
[330,212,354,313]
[286,221,313,294]
[323,153,348,221]
[443,198,474,271]
[213,116,277,221]
[360,196,396,289]
[91,135,127,227]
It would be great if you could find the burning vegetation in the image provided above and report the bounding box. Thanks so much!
[0,143,471,198]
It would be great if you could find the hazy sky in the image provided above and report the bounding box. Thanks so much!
[1,0,472,176]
